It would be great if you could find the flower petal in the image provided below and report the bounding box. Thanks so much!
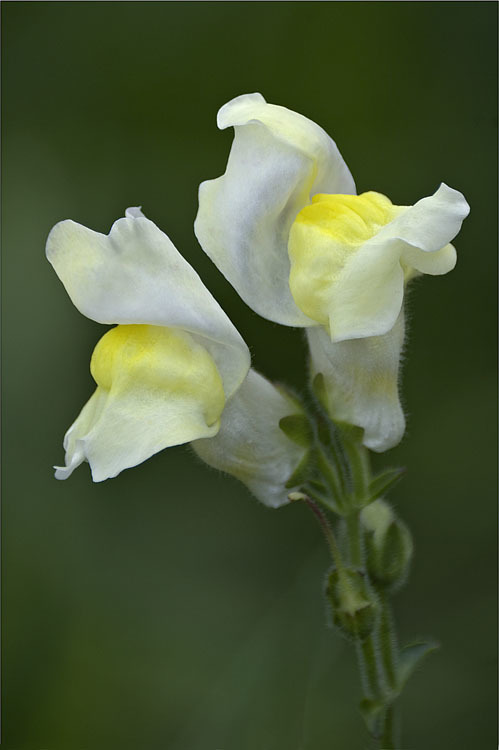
[288,192,403,339]
[327,237,405,342]
[330,184,468,340]
[46,209,250,398]
[54,388,108,480]
[289,184,469,342]
[55,325,226,481]
[191,368,307,507]
[381,183,469,261]
[307,314,406,452]
[194,93,356,326]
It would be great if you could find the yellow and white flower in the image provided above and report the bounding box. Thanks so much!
[195,93,470,451]
[46,208,305,505]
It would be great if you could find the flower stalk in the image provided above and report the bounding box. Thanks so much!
[301,415,413,749]
[302,495,344,572]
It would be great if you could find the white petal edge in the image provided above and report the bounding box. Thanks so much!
[194,92,356,326]
[46,208,250,398]
[307,314,406,452]
[191,368,307,508]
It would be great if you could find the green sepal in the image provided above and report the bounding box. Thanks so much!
[359,697,385,736]
[336,421,365,447]
[367,467,406,503]
[284,450,312,489]
[326,567,378,641]
[312,377,365,448]
[398,641,439,689]
[279,414,313,448]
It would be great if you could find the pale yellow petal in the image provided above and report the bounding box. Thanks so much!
[56,325,225,481]
[289,184,469,341]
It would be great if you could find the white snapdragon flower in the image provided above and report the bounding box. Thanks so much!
[46,208,305,505]
[195,93,470,451]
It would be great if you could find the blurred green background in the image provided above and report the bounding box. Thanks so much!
[2,2,497,749]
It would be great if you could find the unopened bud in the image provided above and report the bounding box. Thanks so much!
[326,567,378,641]
[361,499,413,590]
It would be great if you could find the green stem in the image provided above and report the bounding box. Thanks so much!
[313,426,406,748]
[377,590,399,693]
[304,496,343,571]
[380,703,397,749]
[316,447,344,512]
[356,635,381,701]
[345,509,382,705]
[331,435,349,499]
[344,501,399,748]
[346,511,363,567]
[344,439,371,502]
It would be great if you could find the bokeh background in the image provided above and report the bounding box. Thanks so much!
[2,3,497,749]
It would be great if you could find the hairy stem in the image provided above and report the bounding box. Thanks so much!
[377,590,399,693]
[356,635,381,701]
[346,510,363,567]
[304,496,343,571]
[380,703,397,749]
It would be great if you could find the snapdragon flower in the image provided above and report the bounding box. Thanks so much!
[195,93,470,450]
[46,208,305,505]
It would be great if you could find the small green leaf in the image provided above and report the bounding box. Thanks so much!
[284,451,311,489]
[279,414,313,448]
[368,467,406,501]
[398,641,439,688]
[359,697,385,735]
[336,421,365,446]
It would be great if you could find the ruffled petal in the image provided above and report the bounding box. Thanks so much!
[55,325,226,481]
[46,209,250,398]
[381,183,469,260]
[289,184,469,342]
[194,93,356,326]
[307,314,406,452]
[331,184,468,340]
[191,369,307,507]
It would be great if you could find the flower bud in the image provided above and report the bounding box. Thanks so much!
[326,567,378,641]
[361,499,413,590]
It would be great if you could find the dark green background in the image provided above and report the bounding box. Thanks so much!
[2,2,497,748]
